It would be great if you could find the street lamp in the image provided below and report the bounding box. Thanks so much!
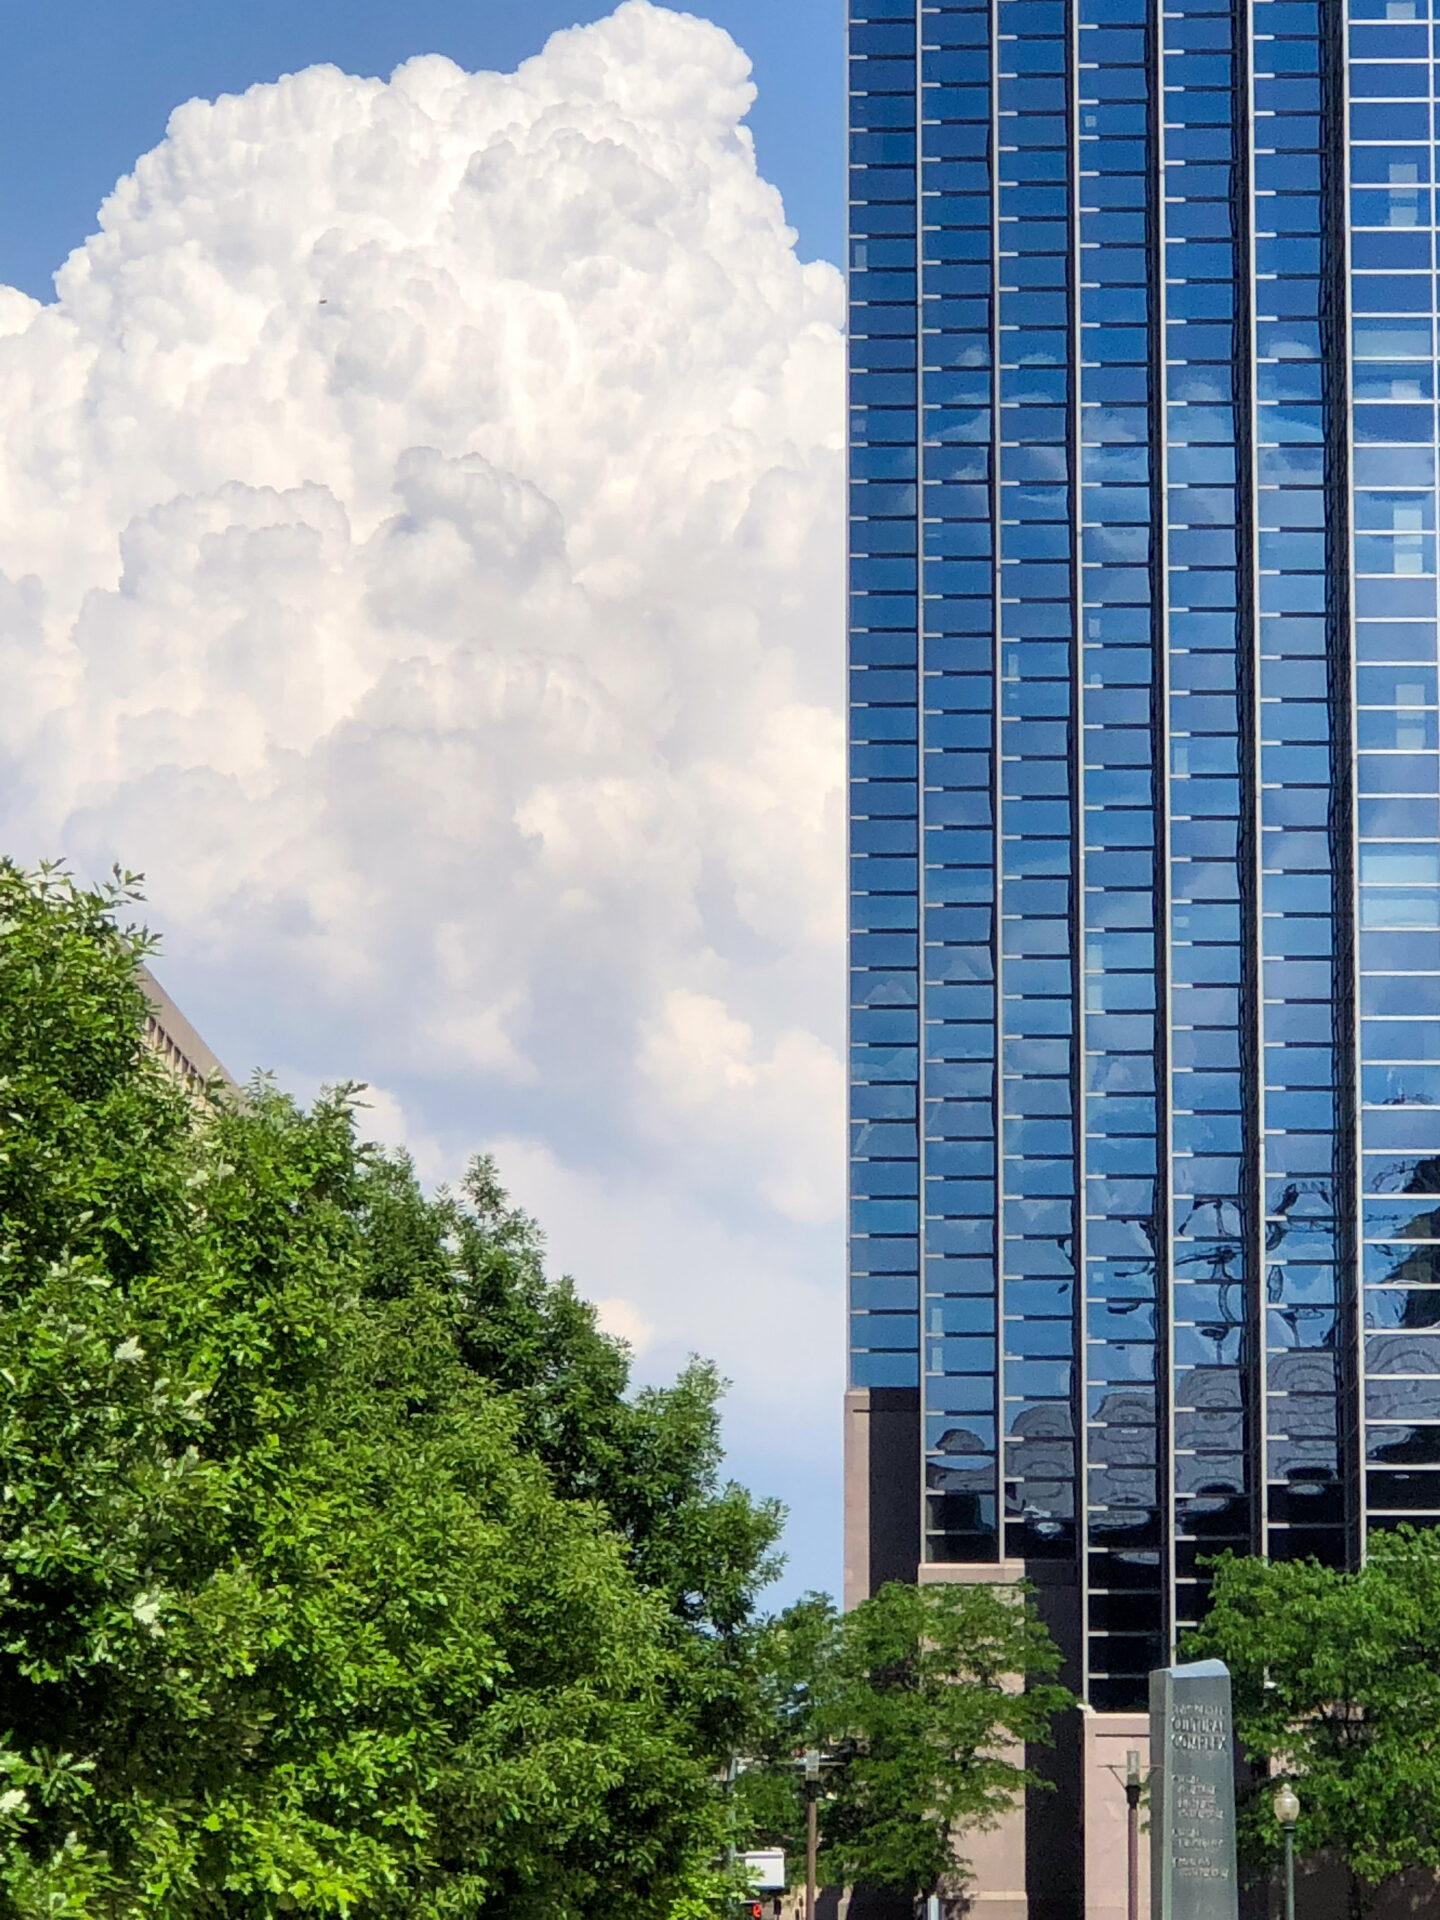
[803,1750,821,1920]
[1273,1783,1300,1920]
[1124,1751,1143,1920]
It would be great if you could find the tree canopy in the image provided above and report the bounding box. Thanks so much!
[1187,1527,1440,1905]
[355,1151,782,1765]
[738,1581,1070,1904]
[0,862,780,1919]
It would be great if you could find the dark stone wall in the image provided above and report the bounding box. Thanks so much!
[841,1888,912,1920]
[864,1386,921,1590]
[1024,1563,1084,1920]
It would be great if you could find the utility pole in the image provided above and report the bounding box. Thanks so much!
[803,1748,820,1920]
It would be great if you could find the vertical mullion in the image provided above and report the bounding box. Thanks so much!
[915,0,931,1570]
[988,0,1006,1541]
[1150,0,1177,1660]
[1333,0,1365,1566]
[846,0,856,1475]
[1238,0,1266,1567]
[1067,0,1089,1690]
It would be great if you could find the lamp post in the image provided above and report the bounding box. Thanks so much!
[1124,1750,1143,1920]
[803,1749,821,1920]
[1273,1783,1300,1920]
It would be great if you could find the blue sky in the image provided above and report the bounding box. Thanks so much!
[0,0,841,301]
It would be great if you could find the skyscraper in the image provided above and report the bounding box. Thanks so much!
[845,0,1440,1904]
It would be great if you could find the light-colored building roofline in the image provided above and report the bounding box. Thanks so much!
[138,965,237,1094]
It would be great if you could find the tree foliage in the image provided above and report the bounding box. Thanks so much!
[0,862,780,1919]
[1187,1528,1440,1902]
[354,1152,783,1763]
[729,1592,836,1858]
[737,1581,1070,1902]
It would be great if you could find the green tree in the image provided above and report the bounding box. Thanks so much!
[730,1593,837,1864]
[737,1582,1070,1908]
[0,862,765,1918]
[351,1152,784,1763]
[1187,1528,1440,1911]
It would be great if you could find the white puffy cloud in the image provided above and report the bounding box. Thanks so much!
[478,1131,844,1498]
[0,2,845,1586]
[637,988,844,1225]
[592,1295,658,1355]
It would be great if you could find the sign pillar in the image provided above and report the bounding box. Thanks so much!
[1148,1659,1239,1920]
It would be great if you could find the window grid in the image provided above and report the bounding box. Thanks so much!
[1349,0,1440,1539]
[847,0,1440,1712]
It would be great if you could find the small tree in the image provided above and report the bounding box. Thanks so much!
[731,1593,838,1865]
[1186,1527,1440,1912]
[739,1582,1070,1910]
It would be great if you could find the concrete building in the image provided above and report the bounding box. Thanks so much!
[139,966,235,1094]
[845,0,1440,1908]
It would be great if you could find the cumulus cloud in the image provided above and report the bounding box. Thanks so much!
[483,1133,842,1458]
[0,1,845,1582]
[592,1296,658,1356]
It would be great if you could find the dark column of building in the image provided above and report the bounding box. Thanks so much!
[1347,0,1440,1554]
[1161,0,1265,1644]
[918,0,1006,1568]
[1315,0,1362,1574]
[847,0,926,1446]
[1251,0,1355,1577]
[1077,0,1170,1708]
[1023,1567,1084,1920]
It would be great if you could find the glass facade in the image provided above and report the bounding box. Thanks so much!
[847,0,1440,1709]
